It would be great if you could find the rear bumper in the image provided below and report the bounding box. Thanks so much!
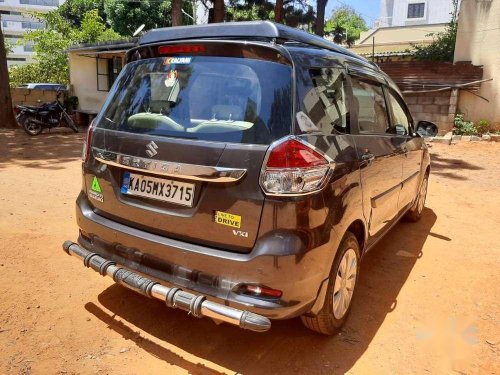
[63,241,271,332]
[75,192,332,319]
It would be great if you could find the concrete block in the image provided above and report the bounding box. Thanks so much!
[482,134,491,141]
[409,104,423,113]
[490,135,500,142]
[462,136,471,141]
[434,96,450,105]
[418,96,434,105]
[405,96,418,104]
[439,105,450,114]
[423,104,440,113]
[470,136,481,141]
[452,135,462,141]
[432,136,452,145]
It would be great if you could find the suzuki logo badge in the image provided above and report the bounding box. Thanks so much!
[146,141,158,157]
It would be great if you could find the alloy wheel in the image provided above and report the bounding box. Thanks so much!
[332,248,357,319]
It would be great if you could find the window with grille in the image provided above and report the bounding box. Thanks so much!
[407,3,425,18]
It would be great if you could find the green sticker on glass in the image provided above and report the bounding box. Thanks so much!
[91,176,102,193]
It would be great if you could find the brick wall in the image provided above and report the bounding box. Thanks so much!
[10,88,58,107]
[404,90,457,135]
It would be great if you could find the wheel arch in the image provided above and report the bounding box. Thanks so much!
[346,219,366,254]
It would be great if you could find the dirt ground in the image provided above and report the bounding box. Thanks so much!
[0,128,498,375]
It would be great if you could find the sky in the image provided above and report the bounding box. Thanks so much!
[324,0,381,28]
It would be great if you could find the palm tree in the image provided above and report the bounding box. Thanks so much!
[0,26,16,129]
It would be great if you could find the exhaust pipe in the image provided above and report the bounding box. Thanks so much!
[62,241,271,332]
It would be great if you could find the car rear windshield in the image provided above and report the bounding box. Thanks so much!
[95,55,293,145]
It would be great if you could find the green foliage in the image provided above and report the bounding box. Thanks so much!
[412,0,458,61]
[9,10,122,86]
[324,5,368,47]
[104,0,193,36]
[58,0,106,27]
[453,113,476,135]
[476,119,490,136]
[226,0,315,29]
[5,38,13,54]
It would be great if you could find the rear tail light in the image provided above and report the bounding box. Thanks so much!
[260,137,333,195]
[82,120,95,162]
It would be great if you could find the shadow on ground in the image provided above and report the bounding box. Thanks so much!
[430,154,483,180]
[0,129,84,169]
[85,208,439,374]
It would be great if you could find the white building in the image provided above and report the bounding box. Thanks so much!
[0,0,64,67]
[378,0,457,27]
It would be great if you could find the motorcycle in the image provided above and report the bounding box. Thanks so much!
[15,91,78,136]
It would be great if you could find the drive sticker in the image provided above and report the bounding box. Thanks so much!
[91,176,102,193]
[89,176,104,202]
[163,56,192,65]
[214,211,241,228]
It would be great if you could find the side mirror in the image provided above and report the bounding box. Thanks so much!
[416,120,439,137]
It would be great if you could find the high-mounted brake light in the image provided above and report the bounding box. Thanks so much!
[82,119,95,162]
[158,44,206,55]
[260,137,333,195]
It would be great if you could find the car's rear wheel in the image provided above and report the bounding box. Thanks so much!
[301,232,360,335]
[404,173,429,222]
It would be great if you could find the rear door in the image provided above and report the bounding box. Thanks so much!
[348,74,404,241]
[385,88,424,209]
[84,44,293,253]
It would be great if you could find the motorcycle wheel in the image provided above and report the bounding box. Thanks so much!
[63,112,78,133]
[23,119,43,136]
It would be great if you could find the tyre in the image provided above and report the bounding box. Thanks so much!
[404,173,429,222]
[301,232,361,335]
[23,119,43,136]
[63,113,78,133]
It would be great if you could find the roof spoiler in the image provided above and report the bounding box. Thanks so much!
[138,21,370,65]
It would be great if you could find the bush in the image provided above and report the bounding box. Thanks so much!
[453,113,477,135]
[476,120,490,136]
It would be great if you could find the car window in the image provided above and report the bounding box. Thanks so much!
[387,91,410,135]
[96,56,292,145]
[351,78,389,134]
[307,68,349,134]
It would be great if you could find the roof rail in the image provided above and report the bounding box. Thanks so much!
[139,21,368,64]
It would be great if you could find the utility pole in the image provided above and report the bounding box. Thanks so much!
[0,22,16,129]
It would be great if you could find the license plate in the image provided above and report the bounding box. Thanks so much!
[121,172,195,207]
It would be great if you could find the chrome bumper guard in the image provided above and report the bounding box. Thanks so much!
[62,241,271,332]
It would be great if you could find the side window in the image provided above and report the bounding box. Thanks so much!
[351,78,389,134]
[387,91,411,135]
[305,68,349,134]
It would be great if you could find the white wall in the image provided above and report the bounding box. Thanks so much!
[380,0,457,26]
[69,52,110,113]
[454,0,500,128]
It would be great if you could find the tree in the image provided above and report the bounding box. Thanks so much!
[315,0,327,36]
[226,0,314,28]
[104,0,193,36]
[212,0,225,22]
[58,0,106,27]
[274,0,283,23]
[172,0,182,26]
[9,10,122,86]
[0,27,16,129]
[412,0,458,61]
[324,5,368,46]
